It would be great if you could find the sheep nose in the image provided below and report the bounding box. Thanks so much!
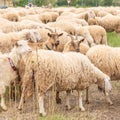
[55,41,59,46]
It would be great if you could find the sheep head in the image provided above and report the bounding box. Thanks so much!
[44,28,63,50]
[26,31,42,43]
[13,40,32,55]
[64,35,85,52]
[97,76,112,94]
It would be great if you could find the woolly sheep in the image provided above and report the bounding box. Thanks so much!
[85,45,120,103]
[47,21,77,35]
[1,12,19,22]
[0,29,41,53]
[84,25,107,45]
[0,40,32,111]
[0,18,41,33]
[18,50,112,116]
[88,14,120,33]
[86,45,120,80]
[76,26,95,46]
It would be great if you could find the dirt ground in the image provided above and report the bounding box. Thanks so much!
[0,81,120,120]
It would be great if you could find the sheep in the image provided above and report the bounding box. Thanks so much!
[0,29,41,53]
[42,28,64,50]
[0,40,32,111]
[63,35,90,54]
[0,18,41,33]
[88,14,120,33]
[47,21,77,35]
[76,26,95,47]
[1,12,19,22]
[86,45,120,81]
[41,28,72,52]
[18,49,112,116]
[84,25,107,45]
[84,45,120,103]
[63,36,85,52]
[19,14,42,23]
[39,12,53,24]
[56,16,88,26]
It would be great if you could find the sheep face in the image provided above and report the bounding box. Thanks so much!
[15,40,32,55]
[47,33,63,50]
[64,35,85,52]
[26,31,41,43]
[65,40,81,52]
[97,77,112,94]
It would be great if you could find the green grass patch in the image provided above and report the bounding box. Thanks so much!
[107,32,120,47]
[38,114,67,120]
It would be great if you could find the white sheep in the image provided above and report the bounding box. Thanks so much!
[0,18,41,33]
[88,14,120,33]
[18,50,112,116]
[0,40,32,111]
[85,45,120,103]
[0,29,41,53]
[47,21,77,35]
[84,25,107,45]
[86,45,120,80]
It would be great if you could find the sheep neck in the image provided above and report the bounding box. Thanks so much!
[8,47,21,67]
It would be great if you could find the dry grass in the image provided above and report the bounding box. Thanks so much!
[0,81,120,120]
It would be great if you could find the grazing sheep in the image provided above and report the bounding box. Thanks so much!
[39,12,52,24]
[86,45,120,80]
[76,27,95,46]
[0,40,32,111]
[84,25,107,45]
[85,45,120,103]
[18,50,112,116]
[19,14,42,23]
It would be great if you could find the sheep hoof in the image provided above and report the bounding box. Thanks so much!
[18,107,22,111]
[109,102,113,105]
[80,107,85,112]
[85,100,90,104]
[39,112,47,117]
[1,106,7,111]
[56,98,62,104]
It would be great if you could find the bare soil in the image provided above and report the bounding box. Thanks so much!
[0,81,120,120]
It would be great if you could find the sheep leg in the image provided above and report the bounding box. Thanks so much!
[85,87,89,104]
[56,91,62,104]
[38,94,46,117]
[1,93,7,111]
[10,83,15,101]
[105,92,113,105]
[65,90,71,110]
[18,86,26,110]
[78,91,85,111]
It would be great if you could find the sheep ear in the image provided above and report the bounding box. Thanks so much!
[48,33,52,37]
[80,38,85,43]
[58,33,63,37]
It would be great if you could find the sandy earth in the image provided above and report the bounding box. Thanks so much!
[0,81,120,120]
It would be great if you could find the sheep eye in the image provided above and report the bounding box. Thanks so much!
[18,44,22,46]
